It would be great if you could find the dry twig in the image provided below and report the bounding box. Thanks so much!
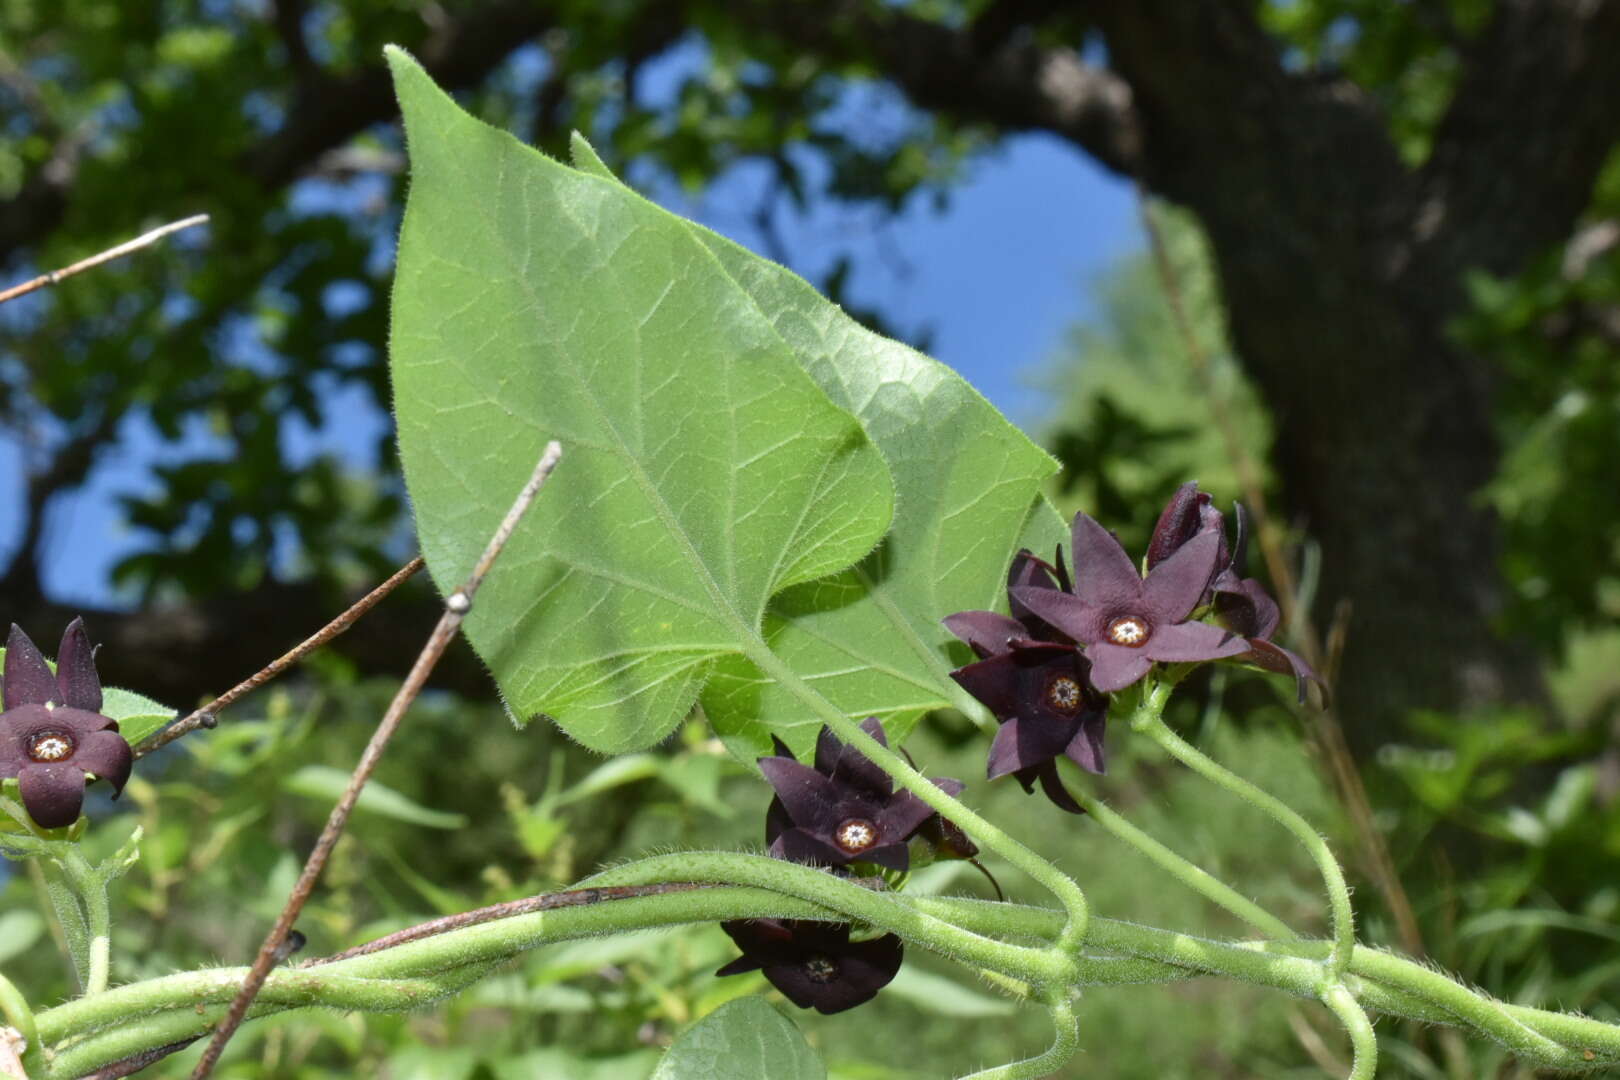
[188,440,564,1078]
[0,215,209,305]
[135,557,426,759]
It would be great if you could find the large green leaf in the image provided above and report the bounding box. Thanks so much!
[386,49,894,753]
[569,136,1067,755]
[652,998,824,1080]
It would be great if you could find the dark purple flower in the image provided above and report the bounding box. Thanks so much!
[761,719,959,872]
[1215,579,1327,705]
[717,918,902,1014]
[0,620,132,830]
[1151,484,1326,704]
[1146,481,1250,600]
[945,633,1107,814]
[1011,512,1249,693]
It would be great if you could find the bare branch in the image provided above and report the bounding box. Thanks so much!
[134,557,426,759]
[189,441,564,1078]
[1421,0,1620,275]
[0,215,208,306]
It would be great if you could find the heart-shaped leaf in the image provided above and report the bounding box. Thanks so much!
[387,49,894,753]
[570,136,1068,756]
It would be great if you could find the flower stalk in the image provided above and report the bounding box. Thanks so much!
[1128,679,1357,979]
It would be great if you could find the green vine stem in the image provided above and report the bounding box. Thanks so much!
[0,970,44,1077]
[958,992,1078,1080]
[744,643,1092,953]
[1322,983,1379,1079]
[916,897,1608,1070]
[579,852,1066,984]
[1129,679,1356,977]
[58,850,112,995]
[1069,786,1297,941]
[33,884,1620,1076]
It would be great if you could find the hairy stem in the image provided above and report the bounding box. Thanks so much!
[579,852,1065,983]
[0,971,43,1078]
[1322,983,1379,1080]
[1069,785,1296,941]
[60,850,111,995]
[33,884,1620,1075]
[1131,681,1355,977]
[958,992,1078,1080]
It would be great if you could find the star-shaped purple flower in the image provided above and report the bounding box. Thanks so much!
[0,620,133,830]
[1011,512,1249,693]
[1215,579,1327,705]
[1150,484,1325,704]
[717,918,903,1014]
[760,718,960,872]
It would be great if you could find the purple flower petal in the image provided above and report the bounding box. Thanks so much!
[54,618,102,713]
[771,828,847,867]
[1033,763,1085,815]
[1215,579,1280,640]
[1069,513,1145,613]
[75,729,132,797]
[18,762,84,829]
[758,757,844,827]
[873,790,937,847]
[986,715,1078,780]
[950,652,1026,719]
[715,954,763,977]
[4,626,61,710]
[1141,531,1221,624]
[1064,713,1108,775]
[858,842,913,872]
[942,611,1025,658]
[1007,587,1106,645]
[814,718,892,798]
[1146,482,1203,569]
[1241,640,1328,705]
[1142,620,1249,664]
[1084,643,1155,692]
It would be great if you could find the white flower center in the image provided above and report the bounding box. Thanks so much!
[1107,616,1150,647]
[27,732,74,762]
[803,954,840,983]
[834,818,878,853]
[1045,676,1083,714]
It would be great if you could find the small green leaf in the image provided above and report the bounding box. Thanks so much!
[571,133,1067,756]
[102,686,178,746]
[652,997,825,1080]
[552,754,662,807]
[282,765,468,830]
[387,49,894,754]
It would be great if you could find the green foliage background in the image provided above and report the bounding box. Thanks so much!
[2,1,1620,1077]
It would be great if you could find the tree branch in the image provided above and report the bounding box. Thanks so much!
[1420,0,1620,276]
[741,1,1142,175]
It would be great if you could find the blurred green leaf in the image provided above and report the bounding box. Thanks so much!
[282,764,468,830]
[653,997,824,1080]
[0,909,45,964]
[882,966,1016,1018]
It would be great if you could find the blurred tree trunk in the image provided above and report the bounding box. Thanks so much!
[800,0,1620,752]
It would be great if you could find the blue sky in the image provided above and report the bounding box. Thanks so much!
[5,71,1140,607]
